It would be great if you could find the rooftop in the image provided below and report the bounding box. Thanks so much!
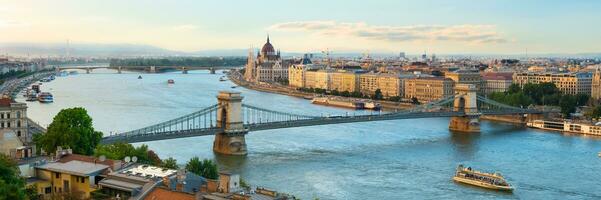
[123,164,177,179]
[36,160,109,176]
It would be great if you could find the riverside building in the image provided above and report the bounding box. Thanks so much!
[404,77,455,102]
[359,72,404,98]
[592,70,601,100]
[482,72,514,94]
[513,72,593,95]
[244,36,288,83]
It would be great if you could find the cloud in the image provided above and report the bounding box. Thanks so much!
[171,24,198,31]
[0,19,28,28]
[268,21,506,44]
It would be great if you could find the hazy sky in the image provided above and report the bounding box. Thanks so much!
[0,0,600,54]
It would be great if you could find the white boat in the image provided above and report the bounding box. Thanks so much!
[167,79,175,84]
[453,165,513,191]
[38,92,54,103]
[364,102,382,110]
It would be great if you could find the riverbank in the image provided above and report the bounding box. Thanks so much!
[0,70,56,98]
[227,70,414,110]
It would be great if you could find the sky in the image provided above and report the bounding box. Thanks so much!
[0,0,600,55]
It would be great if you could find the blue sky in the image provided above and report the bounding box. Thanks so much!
[0,0,600,54]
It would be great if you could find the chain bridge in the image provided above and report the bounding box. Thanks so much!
[101,84,545,155]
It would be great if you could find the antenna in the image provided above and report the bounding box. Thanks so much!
[132,156,138,163]
[99,155,106,162]
[124,156,131,163]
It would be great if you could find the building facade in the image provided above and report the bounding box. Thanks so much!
[482,72,514,94]
[513,72,593,95]
[445,69,483,93]
[244,36,288,83]
[329,70,360,92]
[304,70,331,90]
[592,70,601,100]
[359,73,403,97]
[0,97,29,144]
[404,77,455,102]
[288,56,318,88]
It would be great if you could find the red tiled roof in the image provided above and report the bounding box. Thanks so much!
[482,72,513,81]
[0,97,12,107]
[144,187,195,200]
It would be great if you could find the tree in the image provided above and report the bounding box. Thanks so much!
[411,97,420,105]
[185,157,219,179]
[0,154,26,200]
[575,93,590,106]
[507,83,521,94]
[373,89,383,100]
[162,157,179,170]
[34,107,102,155]
[559,95,577,117]
[25,185,40,200]
[591,105,601,119]
[94,143,157,165]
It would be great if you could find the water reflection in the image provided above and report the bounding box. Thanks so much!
[450,131,481,160]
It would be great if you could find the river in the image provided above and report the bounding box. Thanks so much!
[18,68,601,199]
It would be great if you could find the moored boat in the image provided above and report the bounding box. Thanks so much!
[364,101,382,110]
[453,165,513,191]
[219,76,227,81]
[311,97,364,109]
[167,79,175,84]
[38,92,54,103]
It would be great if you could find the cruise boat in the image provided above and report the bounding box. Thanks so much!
[167,79,175,84]
[38,92,54,103]
[453,165,513,191]
[311,97,364,109]
[25,89,38,102]
[364,101,382,110]
[527,120,601,136]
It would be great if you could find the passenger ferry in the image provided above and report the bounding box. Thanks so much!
[311,97,365,109]
[453,165,513,191]
[38,92,54,103]
[167,79,175,84]
[364,101,382,111]
[527,120,601,136]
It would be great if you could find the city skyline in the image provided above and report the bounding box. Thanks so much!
[1,0,600,54]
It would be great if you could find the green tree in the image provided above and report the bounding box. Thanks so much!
[559,95,577,117]
[507,83,521,94]
[373,89,383,100]
[0,154,26,200]
[575,93,590,106]
[185,157,219,179]
[34,107,102,155]
[162,157,179,170]
[591,105,601,119]
[25,185,40,200]
[411,97,420,105]
[94,143,158,165]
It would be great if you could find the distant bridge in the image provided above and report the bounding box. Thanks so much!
[101,84,547,156]
[56,66,240,74]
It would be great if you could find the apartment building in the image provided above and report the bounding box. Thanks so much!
[513,72,593,95]
[404,77,455,102]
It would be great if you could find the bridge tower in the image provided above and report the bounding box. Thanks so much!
[149,66,156,73]
[209,68,216,74]
[85,68,91,74]
[449,84,480,133]
[182,67,188,74]
[117,66,122,74]
[213,91,248,156]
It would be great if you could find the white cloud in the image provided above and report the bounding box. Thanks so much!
[268,21,506,44]
[0,19,28,28]
[171,24,198,31]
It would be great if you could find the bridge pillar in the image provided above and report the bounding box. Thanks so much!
[182,67,188,74]
[117,66,122,74]
[210,68,216,74]
[213,91,248,156]
[86,68,91,74]
[449,84,480,133]
[149,66,156,73]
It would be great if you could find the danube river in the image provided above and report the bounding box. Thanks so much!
[20,68,601,199]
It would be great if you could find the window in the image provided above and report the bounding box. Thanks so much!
[17,131,21,137]
[81,177,85,183]
[55,173,60,179]
[7,122,10,128]
[17,120,20,127]
[45,187,51,194]
[16,111,20,118]
[0,113,3,119]
[7,113,10,119]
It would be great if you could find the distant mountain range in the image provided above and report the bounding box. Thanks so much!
[0,43,599,59]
